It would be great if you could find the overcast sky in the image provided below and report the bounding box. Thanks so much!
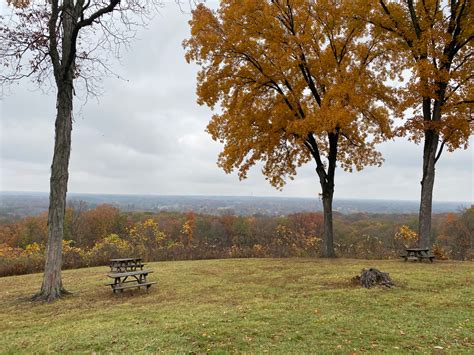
[0,2,472,202]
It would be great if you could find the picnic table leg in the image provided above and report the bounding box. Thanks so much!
[117,277,125,294]
[112,277,120,293]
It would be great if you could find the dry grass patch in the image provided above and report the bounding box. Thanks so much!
[0,258,473,353]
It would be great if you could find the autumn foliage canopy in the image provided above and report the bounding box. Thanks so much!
[357,0,473,152]
[184,0,395,188]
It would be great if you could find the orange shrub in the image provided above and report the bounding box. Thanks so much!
[395,225,419,248]
[0,243,44,277]
[432,243,450,260]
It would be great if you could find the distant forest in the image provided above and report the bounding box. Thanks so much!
[1,202,472,277]
[0,192,470,220]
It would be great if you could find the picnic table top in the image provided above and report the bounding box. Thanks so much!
[110,258,142,262]
[405,248,429,252]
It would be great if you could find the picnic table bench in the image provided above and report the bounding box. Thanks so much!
[109,258,145,272]
[400,248,435,262]
[106,258,156,293]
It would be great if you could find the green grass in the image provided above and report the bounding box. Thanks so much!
[0,258,473,353]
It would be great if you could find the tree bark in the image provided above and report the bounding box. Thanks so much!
[418,130,439,249]
[418,82,444,250]
[321,186,336,257]
[32,83,74,302]
[316,131,338,258]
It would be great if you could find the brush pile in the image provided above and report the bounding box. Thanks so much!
[353,268,394,288]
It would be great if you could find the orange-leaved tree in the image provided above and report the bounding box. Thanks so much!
[184,0,395,257]
[358,0,473,248]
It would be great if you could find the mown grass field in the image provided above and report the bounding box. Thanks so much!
[0,258,472,353]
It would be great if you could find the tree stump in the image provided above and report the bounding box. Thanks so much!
[353,268,394,288]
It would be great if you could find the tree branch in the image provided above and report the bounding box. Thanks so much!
[48,0,61,76]
[64,0,121,78]
[434,138,446,164]
[407,0,422,39]
[378,0,415,49]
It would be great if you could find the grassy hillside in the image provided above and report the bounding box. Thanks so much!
[0,258,472,353]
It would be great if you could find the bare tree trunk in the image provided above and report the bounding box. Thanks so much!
[418,129,438,249]
[322,187,336,257]
[32,83,73,302]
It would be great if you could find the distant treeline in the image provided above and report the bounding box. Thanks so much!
[0,192,470,220]
[0,203,472,277]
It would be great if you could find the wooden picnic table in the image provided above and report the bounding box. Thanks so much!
[401,248,435,262]
[106,258,156,293]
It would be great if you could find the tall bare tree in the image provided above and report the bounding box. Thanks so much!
[0,0,159,301]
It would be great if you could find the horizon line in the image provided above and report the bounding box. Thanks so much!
[1,190,472,205]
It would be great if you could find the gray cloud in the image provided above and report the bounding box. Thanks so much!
[0,3,472,202]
